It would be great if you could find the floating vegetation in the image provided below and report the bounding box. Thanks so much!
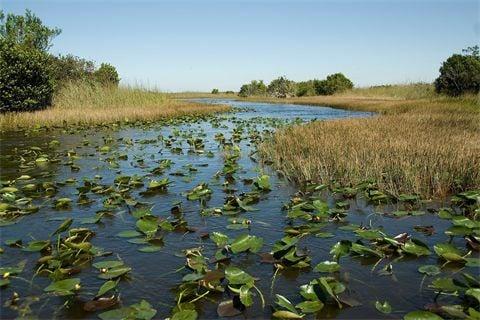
[0,99,478,319]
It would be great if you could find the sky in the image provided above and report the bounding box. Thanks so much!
[1,0,479,92]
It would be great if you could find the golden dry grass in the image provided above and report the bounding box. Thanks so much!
[259,88,480,198]
[0,82,230,130]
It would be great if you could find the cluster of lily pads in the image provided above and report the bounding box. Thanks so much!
[1,105,478,319]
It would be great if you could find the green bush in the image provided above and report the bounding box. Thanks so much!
[267,76,296,98]
[296,80,316,96]
[315,73,353,95]
[94,63,120,86]
[49,54,95,88]
[0,41,54,112]
[435,46,480,96]
[238,80,267,97]
[211,88,219,94]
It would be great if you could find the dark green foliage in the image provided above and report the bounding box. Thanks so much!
[0,9,61,51]
[313,79,330,95]
[296,80,316,97]
[314,73,354,95]
[238,80,267,97]
[94,63,120,86]
[211,88,219,94]
[0,9,121,113]
[49,57,119,89]
[267,76,296,98]
[239,74,353,98]
[0,40,54,112]
[49,54,95,87]
[434,46,480,96]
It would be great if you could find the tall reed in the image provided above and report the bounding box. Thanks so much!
[0,82,230,130]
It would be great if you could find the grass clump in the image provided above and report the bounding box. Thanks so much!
[259,86,480,198]
[0,82,230,130]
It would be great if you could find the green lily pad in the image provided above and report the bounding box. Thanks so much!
[295,300,323,313]
[138,245,162,252]
[314,261,340,273]
[51,218,73,236]
[116,230,142,238]
[136,215,159,237]
[23,240,50,252]
[230,234,263,254]
[434,243,465,262]
[375,300,392,314]
[418,265,441,276]
[171,309,198,320]
[210,231,229,247]
[404,310,443,320]
[253,174,271,191]
[466,288,480,304]
[44,278,80,296]
[97,280,118,297]
[225,266,254,286]
[402,239,431,256]
[99,299,156,320]
[275,294,298,314]
[54,197,72,209]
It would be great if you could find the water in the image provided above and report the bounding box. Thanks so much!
[0,99,473,319]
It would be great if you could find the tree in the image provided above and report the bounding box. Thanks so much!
[434,46,480,96]
[0,9,61,51]
[267,76,296,98]
[211,88,219,94]
[0,40,54,112]
[49,54,95,88]
[314,73,354,95]
[296,80,316,97]
[238,80,267,97]
[94,63,120,86]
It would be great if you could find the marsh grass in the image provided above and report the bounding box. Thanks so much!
[0,82,230,130]
[259,86,480,198]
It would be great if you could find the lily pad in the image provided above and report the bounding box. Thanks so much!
[404,310,443,320]
[375,300,392,314]
[314,261,340,273]
[44,278,81,296]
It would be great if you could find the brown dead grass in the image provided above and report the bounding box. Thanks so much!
[0,82,230,131]
[258,90,480,198]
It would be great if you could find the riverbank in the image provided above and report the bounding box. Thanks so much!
[254,86,479,198]
[0,83,230,131]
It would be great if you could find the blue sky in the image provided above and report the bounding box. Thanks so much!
[1,0,478,91]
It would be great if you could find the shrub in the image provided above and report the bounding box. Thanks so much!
[314,73,353,95]
[296,80,316,97]
[434,46,480,96]
[211,88,219,94]
[49,54,95,88]
[238,80,267,97]
[0,41,54,112]
[94,63,120,86]
[267,76,296,98]
[313,79,330,95]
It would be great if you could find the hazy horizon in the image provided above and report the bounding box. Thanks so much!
[2,0,479,91]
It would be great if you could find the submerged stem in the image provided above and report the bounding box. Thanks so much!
[253,284,265,309]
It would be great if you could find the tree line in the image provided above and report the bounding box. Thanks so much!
[237,73,354,98]
[234,46,479,98]
[0,10,120,113]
